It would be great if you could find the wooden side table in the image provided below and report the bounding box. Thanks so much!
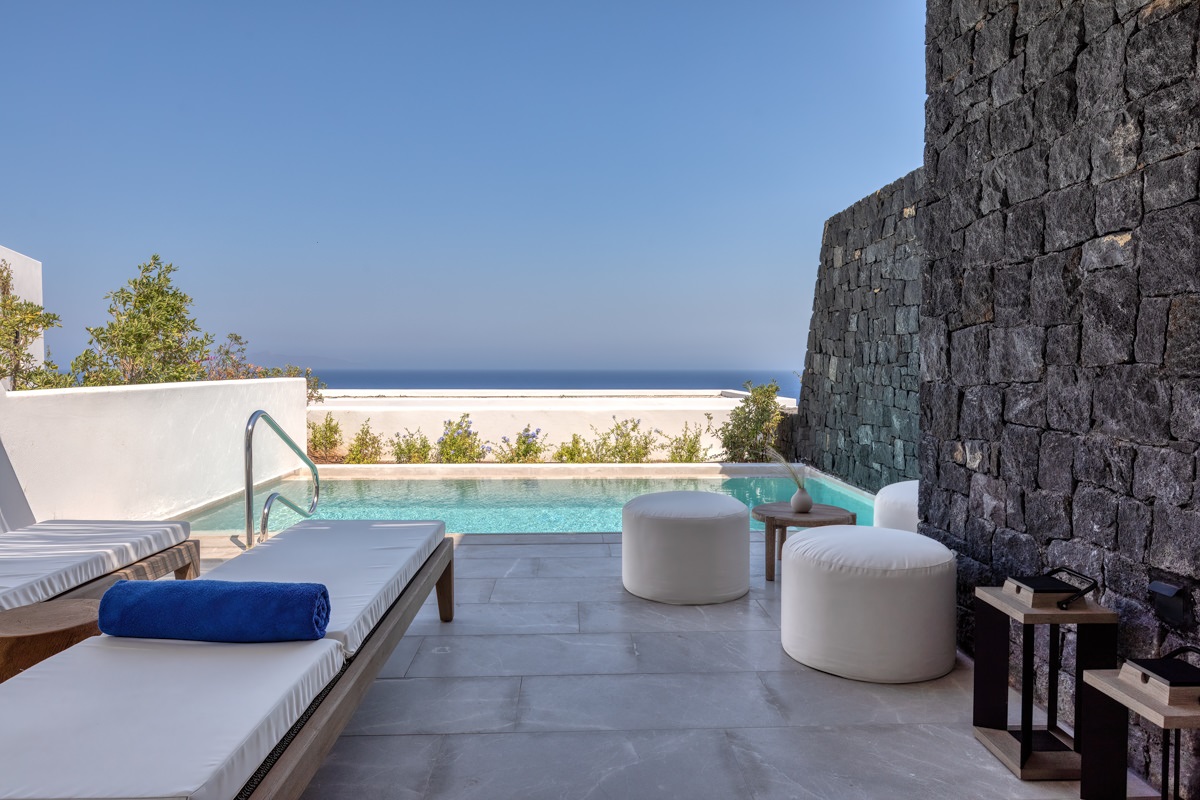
[973,586,1118,781]
[750,502,856,581]
[0,598,101,682]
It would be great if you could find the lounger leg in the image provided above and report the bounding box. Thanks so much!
[436,555,454,622]
[175,541,200,580]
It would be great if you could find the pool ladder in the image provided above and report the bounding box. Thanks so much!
[244,409,320,548]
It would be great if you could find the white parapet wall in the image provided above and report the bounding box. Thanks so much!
[311,389,795,461]
[0,244,46,367]
[0,378,307,521]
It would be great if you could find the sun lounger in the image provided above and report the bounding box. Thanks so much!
[0,441,199,611]
[0,518,454,800]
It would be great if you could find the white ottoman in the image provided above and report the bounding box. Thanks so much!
[874,480,920,532]
[780,525,956,683]
[622,491,749,605]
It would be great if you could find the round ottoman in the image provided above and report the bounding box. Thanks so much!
[780,525,956,683]
[622,491,749,604]
[873,480,920,532]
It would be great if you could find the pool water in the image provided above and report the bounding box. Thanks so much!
[188,475,874,535]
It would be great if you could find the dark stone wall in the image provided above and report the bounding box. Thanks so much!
[922,0,1200,789]
[796,171,924,493]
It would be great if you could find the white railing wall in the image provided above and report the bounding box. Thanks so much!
[0,378,307,521]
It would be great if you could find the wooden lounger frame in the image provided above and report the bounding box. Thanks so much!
[56,540,202,601]
[240,537,454,800]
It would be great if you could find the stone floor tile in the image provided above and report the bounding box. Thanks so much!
[631,629,800,673]
[405,633,637,678]
[421,578,494,605]
[425,729,752,800]
[579,596,777,633]
[301,734,443,800]
[408,601,580,636]
[378,635,425,678]
[515,672,789,732]
[532,555,623,577]
[457,533,608,544]
[454,543,612,559]
[450,557,538,579]
[489,576,633,603]
[345,677,521,735]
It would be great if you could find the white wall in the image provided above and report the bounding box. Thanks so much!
[0,244,45,366]
[0,378,307,521]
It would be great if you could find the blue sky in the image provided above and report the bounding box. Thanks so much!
[1,1,925,372]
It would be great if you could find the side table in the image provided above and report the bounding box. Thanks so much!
[750,502,856,581]
[973,586,1118,780]
[0,598,101,682]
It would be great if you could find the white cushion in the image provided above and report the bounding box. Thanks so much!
[622,491,749,605]
[780,525,956,683]
[0,635,343,800]
[0,520,190,610]
[203,519,444,656]
[873,480,920,532]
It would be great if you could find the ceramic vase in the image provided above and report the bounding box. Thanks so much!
[790,487,813,513]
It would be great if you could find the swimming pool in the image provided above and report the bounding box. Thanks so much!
[187,474,875,535]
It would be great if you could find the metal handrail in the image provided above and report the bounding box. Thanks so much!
[245,409,320,548]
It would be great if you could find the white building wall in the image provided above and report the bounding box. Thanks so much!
[0,378,307,521]
[0,244,46,366]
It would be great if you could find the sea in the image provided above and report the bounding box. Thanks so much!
[313,369,802,401]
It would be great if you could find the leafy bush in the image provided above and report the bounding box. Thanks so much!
[717,380,784,462]
[666,416,713,463]
[494,425,549,463]
[436,414,490,463]
[593,417,660,463]
[0,260,66,390]
[344,418,384,464]
[551,433,591,463]
[390,428,432,463]
[307,412,343,462]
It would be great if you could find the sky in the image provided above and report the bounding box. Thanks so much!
[1,1,926,373]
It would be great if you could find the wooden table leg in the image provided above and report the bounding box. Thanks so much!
[765,521,776,582]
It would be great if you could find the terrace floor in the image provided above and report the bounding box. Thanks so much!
[198,531,1100,799]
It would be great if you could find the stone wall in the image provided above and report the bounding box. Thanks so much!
[796,170,924,493]
[921,0,1200,790]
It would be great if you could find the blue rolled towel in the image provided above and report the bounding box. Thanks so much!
[99,579,330,642]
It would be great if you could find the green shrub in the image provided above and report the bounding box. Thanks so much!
[666,416,712,463]
[436,414,490,463]
[590,417,660,463]
[717,380,783,462]
[344,418,384,464]
[390,428,432,463]
[551,433,591,463]
[494,424,549,463]
[307,412,343,462]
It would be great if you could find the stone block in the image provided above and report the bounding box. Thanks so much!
[991,94,1034,156]
[1075,434,1136,493]
[960,265,995,325]
[1005,143,1052,204]
[1034,71,1079,143]
[940,459,971,495]
[1045,183,1098,251]
[925,256,963,316]
[1139,205,1200,295]
[991,54,1025,107]
[1046,538,1106,580]
[1004,200,1044,262]
[1024,5,1084,86]
[1125,3,1198,100]
[1094,172,1143,234]
[1091,108,1141,184]
[1076,22,1127,117]
[1083,0,1115,40]
[951,325,991,385]
[921,381,962,439]
[989,326,1046,383]
[1039,431,1076,493]
[1134,297,1170,365]
[1133,445,1195,505]
[1046,366,1093,434]
[969,471,1008,528]
[994,264,1032,326]
[1081,231,1136,271]
[1046,324,1081,365]
[1169,380,1200,441]
[1017,0,1065,36]
[1165,295,1200,376]
[1005,383,1047,427]
[960,385,1004,439]
[1072,484,1119,548]
[1006,483,1026,532]
[964,212,1005,263]
[1026,489,1073,544]
[1150,503,1200,580]
[920,316,950,382]
[991,528,1042,579]
[1142,80,1200,164]
[1001,424,1042,486]
[1117,496,1151,558]
[1143,151,1200,211]
[1048,127,1092,190]
[1092,365,1172,445]
[1102,552,1149,600]
[1081,265,1137,366]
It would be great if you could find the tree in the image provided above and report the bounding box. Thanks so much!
[71,255,214,385]
[717,380,784,462]
[0,259,68,390]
